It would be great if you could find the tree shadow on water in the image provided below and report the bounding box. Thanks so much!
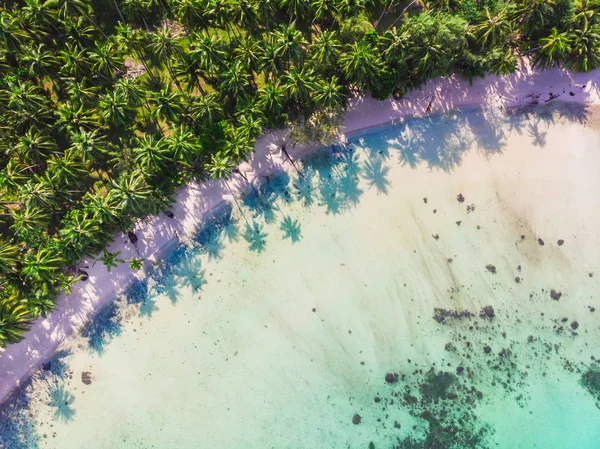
[80,302,122,355]
[192,205,238,261]
[280,215,302,243]
[361,157,391,194]
[0,381,42,449]
[138,295,159,319]
[244,221,267,252]
[47,384,75,423]
[292,165,317,207]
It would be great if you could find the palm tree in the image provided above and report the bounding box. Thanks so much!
[109,170,154,216]
[206,152,249,225]
[68,128,108,161]
[59,42,91,77]
[99,89,134,128]
[221,126,255,161]
[19,43,58,79]
[273,23,307,64]
[233,35,263,73]
[567,25,600,72]
[134,135,169,172]
[282,66,317,103]
[0,297,32,346]
[471,6,515,49]
[313,77,344,109]
[149,84,184,124]
[173,52,206,94]
[310,30,341,68]
[572,0,600,30]
[59,209,108,263]
[0,239,20,275]
[533,28,571,69]
[189,32,226,78]
[220,60,252,98]
[339,40,384,91]
[88,41,124,79]
[21,247,65,284]
[14,127,58,164]
[55,101,100,133]
[258,80,286,116]
[98,250,124,272]
[166,124,204,167]
[150,25,184,90]
[190,92,225,126]
[278,0,309,23]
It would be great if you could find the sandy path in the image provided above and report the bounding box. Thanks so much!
[1,60,599,405]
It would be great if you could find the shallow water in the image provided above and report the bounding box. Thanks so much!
[2,105,600,449]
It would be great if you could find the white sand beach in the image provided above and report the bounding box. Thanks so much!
[1,59,600,409]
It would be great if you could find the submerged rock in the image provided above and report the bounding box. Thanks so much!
[571,321,579,330]
[485,264,497,274]
[456,193,465,203]
[538,238,545,246]
[479,305,495,320]
[81,371,92,385]
[385,373,398,384]
[515,276,521,283]
[557,239,564,246]
[483,345,492,354]
[550,289,562,301]
[433,308,474,323]
[352,414,361,425]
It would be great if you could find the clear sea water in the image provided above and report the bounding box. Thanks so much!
[2,105,600,449]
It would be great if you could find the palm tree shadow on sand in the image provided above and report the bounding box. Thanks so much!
[361,157,391,194]
[280,215,302,242]
[47,384,75,423]
[244,221,268,252]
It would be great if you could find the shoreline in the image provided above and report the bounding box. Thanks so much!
[1,61,600,407]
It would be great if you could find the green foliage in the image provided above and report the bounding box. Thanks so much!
[0,0,596,348]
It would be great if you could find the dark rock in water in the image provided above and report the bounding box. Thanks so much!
[517,265,522,271]
[374,397,381,403]
[456,193,465,203]
[81,371,92,385]
[479,305,495,320]
[589,273,594,278]
[476,391,483,399]
[128,231,138,244]
[557,239,564,246]
[352,414,361,425]
[420,369,455,403]
[456,220,461,226]
[515,276,521,283]
[581,366,600,398]
[590,307,596,313]
[571,321,579,330]
[483,345,492,354]
[466,204,476,213]
[538,238,545,246]
[521,235,526,240]
[312,308,316,313]
[394,421,401,429]
[433,209,437,214]
[433,308,474,323]
[446,392,458,400]
[456,366,464,375]
[550,289,562,301]
[432,233,439,240]
[485,264,497,274]
[423,198,428,204]
[385,373,398,384]
[42,362,52,371]
[77,269,89,281]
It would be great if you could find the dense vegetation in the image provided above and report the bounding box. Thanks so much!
[0,0,598,347]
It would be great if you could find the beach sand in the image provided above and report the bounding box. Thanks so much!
[1,60,600,415]
[1,104,599,448]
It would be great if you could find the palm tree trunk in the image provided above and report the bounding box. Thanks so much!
[281,145,304,178]
[113,0,126,23]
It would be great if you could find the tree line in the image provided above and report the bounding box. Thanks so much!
[0,0,598,346]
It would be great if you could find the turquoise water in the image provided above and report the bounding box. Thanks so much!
[2,106,600,449]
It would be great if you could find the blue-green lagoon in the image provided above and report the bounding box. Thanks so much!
[2,106,600,449]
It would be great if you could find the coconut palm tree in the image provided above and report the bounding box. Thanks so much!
[99,89,134,128]
[310,30,341,68]
[313,76,344,109]
[0,297,32,346]
[338,40,384,91]
[220,60,252,98]
[190,92,225,126]
[533,27,571,69]
[282,66,317,103]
